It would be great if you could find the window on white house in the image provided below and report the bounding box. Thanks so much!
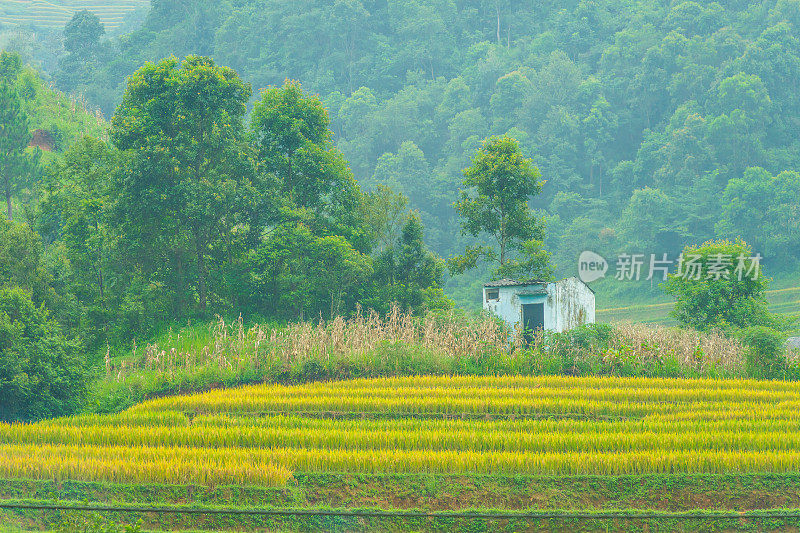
[486,289,499,301]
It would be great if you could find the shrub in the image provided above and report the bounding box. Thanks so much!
[738,326,787,379]
[663,239,776,331]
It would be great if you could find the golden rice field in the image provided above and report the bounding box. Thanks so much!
[3,375,800,486]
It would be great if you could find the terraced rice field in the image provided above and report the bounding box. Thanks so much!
[0,0,148,31]
[3,375,800,486]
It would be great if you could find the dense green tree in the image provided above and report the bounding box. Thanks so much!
[245,220,373,320]
[0,218,55,308]
[251,80,369,251]
[664,239,777,331]
[368,212,448,313]
[0,286,84,422]
[616,187,680,253]
[56,11,108,94]
[450,135,552,281]
[11,0,800,312]
[717,168,800,267]
[310,235,373,317]
[251,80,330,206]
[63,10,104,56]
[369,141,430,211]
[0,73,33,221]
[110,55,253,314]
[37,137,119,342]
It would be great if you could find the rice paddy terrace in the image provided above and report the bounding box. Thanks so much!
[4,375,800,531]
[0,0,148,31]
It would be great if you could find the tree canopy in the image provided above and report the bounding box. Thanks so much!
[450,135,552,281]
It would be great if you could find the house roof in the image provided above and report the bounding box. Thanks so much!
[484,279,548,288]
[484,277,596,294]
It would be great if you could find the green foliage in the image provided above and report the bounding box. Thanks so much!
[451,135,552,281]
[0,54,36,221]
[63,10,105,56]
[367,212,451,314]
[664,239,777,331]
[251,80,330,207]
[738,326,787,380]
[22,0,800,293]
[717,168,800,269]
[54,512,141,533]
[0,218,56,309]
[111,55,253,314]
[0,286,85,422]
[37,137,119,345]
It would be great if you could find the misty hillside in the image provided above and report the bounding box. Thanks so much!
[9,0,800,304]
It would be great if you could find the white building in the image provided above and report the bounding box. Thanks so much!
[483,278,595,334]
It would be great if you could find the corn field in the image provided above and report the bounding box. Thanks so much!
[3,375,800,485]
[109,309,745,382]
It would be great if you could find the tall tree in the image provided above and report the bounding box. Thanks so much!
[63,10,104,57]
[40,137,115,305]
[449,135,552,281]
[110,56,253,314]
[56,10,106,94]
[251,79,368,250]
[0,80,32,221]
[251,80,330,206]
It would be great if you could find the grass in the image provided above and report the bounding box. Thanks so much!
[5,475,800,531]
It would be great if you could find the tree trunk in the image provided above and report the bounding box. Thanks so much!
[286,151,294,203]
[499,209,507,267]
[194,229,208,312]
[598,165,603,197]
[96,264,105,300]
[496,3,501,44]
[5,191,11,221]
[94,220,105,301]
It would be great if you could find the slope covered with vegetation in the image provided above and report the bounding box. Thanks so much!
[40,0,800,305]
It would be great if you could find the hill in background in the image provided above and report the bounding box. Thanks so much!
[4,0,800,310]
[0,0,147,32]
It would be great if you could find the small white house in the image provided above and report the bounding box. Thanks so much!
[483,278,595,333]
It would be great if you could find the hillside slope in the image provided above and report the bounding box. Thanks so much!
[0,0,147,31]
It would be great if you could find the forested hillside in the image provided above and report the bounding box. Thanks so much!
[2,0,799,309]
[45,0,800,297]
